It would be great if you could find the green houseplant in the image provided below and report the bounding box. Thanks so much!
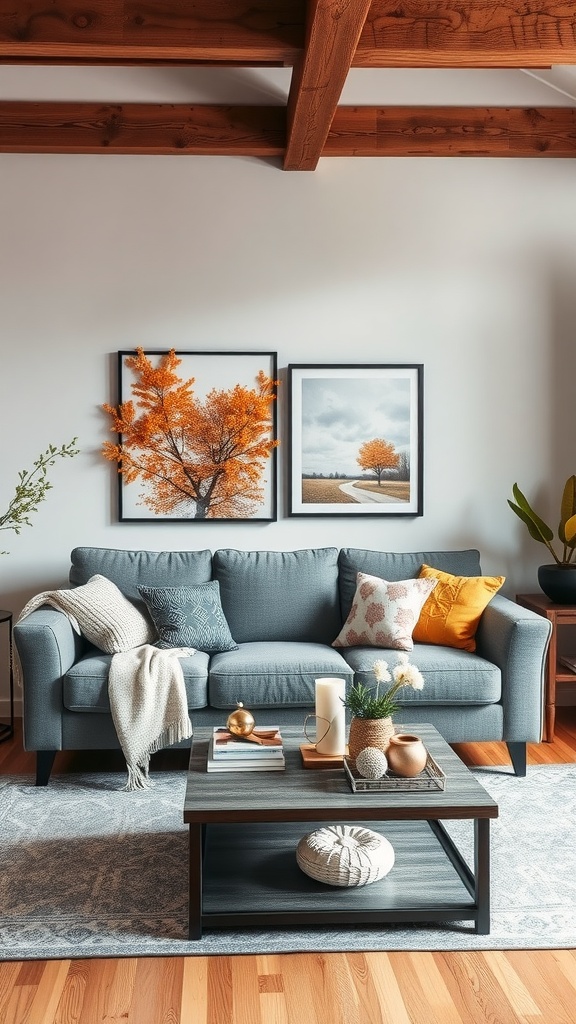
[508,476,576,603]
[344,655,424,763]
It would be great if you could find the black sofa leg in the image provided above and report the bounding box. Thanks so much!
[36,751,57,786]
[506,742,527,777]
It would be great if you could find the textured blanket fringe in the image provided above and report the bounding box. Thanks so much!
[147,719,193,757]
[123,762,154,791]
[12,643,23,692]
[109,645,194,792]
[123,720,193,791]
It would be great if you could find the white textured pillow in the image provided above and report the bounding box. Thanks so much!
[17,574,155,654]
[332,571,438,651]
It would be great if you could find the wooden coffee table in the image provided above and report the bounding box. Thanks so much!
[183,723,498,940]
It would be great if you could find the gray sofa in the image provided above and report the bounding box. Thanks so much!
[14,545,552,785]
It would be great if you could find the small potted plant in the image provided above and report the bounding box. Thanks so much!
[344,654,424,763]
[508,477,576,603]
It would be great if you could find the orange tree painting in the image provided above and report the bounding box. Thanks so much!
[103,350,279,521]
[288,363,423,517]
[357,438,400,485]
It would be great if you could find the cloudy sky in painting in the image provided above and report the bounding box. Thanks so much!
[301,375,411,476]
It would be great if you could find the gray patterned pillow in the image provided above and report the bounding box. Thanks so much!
[138,581,238,653]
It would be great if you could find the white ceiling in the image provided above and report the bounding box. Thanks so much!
[1,64,576,106]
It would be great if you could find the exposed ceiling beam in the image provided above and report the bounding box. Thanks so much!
[285,0,372,171]
[326,105,576,155]
[1,1,575,68]
[0,0,305,64]
[1,102,575,157]
[0,103,286,155]
[354,1,576,68]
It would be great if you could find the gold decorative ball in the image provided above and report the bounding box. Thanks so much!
[226,701,255,737]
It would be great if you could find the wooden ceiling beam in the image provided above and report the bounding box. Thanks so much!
[1,102,575,158]
[0,102,285,155]
[354,0,576,68]
[285,0,372,170]
[0,0,305,64]
[1,1,575,68]
[325,106,576,155]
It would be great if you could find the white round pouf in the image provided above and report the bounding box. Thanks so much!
[296,824,395,887]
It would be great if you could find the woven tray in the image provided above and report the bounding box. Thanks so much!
[344,752,446,792]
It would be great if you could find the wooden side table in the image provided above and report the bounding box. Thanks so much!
[0,609,15,743]
[516,593,576,742]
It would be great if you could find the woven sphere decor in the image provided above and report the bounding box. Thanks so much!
[355,746,388,780]
[296,824,395,887]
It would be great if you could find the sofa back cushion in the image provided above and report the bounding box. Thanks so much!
[338,549,483,622]
[70,547,213,605]
[212,548,341,644]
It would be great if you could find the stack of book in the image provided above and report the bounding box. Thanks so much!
[206,726,285,772]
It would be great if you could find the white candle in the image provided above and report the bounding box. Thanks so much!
[315,677,346,755]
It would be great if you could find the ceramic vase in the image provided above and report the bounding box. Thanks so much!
[347,716,395,764]
[538,564,576,605]
[386,733,428,777]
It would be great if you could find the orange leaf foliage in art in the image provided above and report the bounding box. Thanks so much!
[102,349,279,519]
[357,438,399,485]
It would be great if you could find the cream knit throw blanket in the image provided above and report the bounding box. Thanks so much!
[108,644,194,791]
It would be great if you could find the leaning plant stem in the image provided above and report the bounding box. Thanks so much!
[544,541,562,565]
[0,439,79,548]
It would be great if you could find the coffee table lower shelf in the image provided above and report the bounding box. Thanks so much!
[188,817,490,940]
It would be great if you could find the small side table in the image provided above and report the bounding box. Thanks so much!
[0,609,15,742]
[516,593,576,742]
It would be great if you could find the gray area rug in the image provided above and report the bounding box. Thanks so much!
[1,764,575,959]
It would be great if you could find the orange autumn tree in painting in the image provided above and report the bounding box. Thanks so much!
[103,349,278,519]
[357,438,399,485]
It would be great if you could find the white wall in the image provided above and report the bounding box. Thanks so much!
[2,65,576,712]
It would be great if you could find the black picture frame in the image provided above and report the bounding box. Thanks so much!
[112,350,278,522]
[288,363,423,517]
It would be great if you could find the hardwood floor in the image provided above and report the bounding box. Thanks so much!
[1,711,576,1024]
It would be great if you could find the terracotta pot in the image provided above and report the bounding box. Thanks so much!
[348,716,395,764]
[386,734,428,777]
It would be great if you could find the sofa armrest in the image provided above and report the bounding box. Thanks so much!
[13,608,85,751]
[475,594,552,742]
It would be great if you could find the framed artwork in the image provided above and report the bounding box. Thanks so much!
[104,350,278,522]
[288,363,423,517]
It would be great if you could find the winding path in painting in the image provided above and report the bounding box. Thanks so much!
[338,482,405,504]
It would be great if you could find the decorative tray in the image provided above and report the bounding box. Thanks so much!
[343,752,446,792]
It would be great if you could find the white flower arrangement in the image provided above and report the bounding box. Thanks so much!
[389,652,425,691]
[344,654,425,720]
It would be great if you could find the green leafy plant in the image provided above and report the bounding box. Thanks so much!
[0,438,80,553]
[342,655,424,719]
[508,477,576,566]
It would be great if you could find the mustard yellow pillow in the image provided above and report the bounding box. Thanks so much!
[412,565,505,652]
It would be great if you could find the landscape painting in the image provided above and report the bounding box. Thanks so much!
[288,364,422,517]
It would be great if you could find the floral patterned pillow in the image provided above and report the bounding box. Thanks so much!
[332,571,438,651]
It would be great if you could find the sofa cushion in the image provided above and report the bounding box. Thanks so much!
[340,645,501,705]
[332,572,438,651]
[208,642,353,708]
[338,549,483,621]
[413,565,505,652]
[212,548,341,644]
[138,581,238,653]
[70,547,213,605]
[63,647,210,712]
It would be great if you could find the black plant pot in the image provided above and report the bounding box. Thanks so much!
[538,564,576,604]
